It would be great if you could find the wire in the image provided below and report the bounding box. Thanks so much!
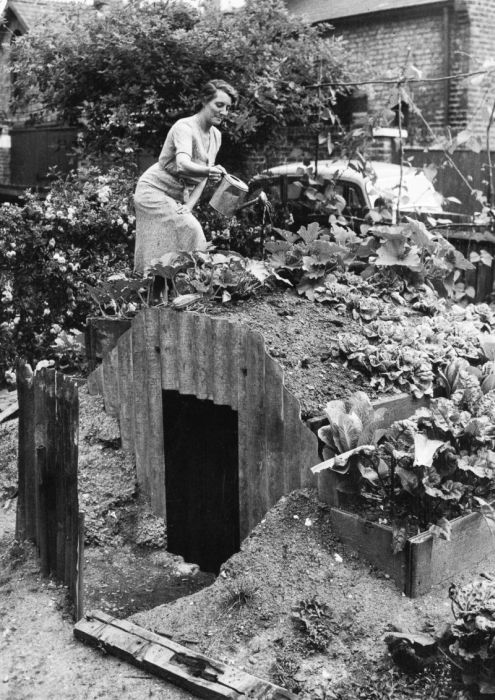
[305,69,495,90]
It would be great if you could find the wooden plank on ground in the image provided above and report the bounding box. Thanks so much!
[143,309,166,517]
[0,400,19,423]
[74,610,295,699]
[117,329,135,453]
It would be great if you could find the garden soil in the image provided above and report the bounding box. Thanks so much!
[204,289,378,419]
[1,299,494,699]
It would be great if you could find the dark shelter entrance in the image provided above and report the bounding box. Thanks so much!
[163,391,240,574]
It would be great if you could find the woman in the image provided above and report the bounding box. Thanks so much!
[133,79,237,275]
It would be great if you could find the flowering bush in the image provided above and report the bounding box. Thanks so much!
[0,165,135,380]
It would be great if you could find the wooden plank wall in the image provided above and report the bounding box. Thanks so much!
[16,363,84,620]
[88,308,320,540]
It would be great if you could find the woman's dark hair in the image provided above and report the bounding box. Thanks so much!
[200,79,238,106]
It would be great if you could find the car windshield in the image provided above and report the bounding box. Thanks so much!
[366,169,444,212]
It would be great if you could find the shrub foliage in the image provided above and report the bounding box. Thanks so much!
[0,167,135,377]
[11,0,348,161]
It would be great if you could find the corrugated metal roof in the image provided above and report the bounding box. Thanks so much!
[287,0,449,23]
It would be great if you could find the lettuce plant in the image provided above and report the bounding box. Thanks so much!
[441,576,495,695]
[313,394,495,548]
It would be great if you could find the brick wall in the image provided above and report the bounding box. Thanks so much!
[465,0,495,140]
[326,10,448,140]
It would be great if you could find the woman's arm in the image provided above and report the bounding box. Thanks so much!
[176,153,225,182]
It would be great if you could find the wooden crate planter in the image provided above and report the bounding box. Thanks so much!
[313,393,495,597]
[326,500,495,597]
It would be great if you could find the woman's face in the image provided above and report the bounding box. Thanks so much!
[203,90,232,126]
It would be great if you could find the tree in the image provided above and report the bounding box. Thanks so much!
[11,0,349,163]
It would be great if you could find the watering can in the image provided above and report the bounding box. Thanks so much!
[209,173,249,217]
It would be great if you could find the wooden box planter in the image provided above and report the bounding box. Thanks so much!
[312,393,495,598]
[326,499,495,597]
[85,316,132,371]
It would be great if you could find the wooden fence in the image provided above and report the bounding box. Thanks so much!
[16,363,84,621]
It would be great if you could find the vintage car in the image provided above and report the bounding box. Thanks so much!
[249,159,461,230]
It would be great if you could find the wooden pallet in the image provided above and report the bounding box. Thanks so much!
[74,610,296,699]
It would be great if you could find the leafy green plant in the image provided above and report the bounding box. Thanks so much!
[12,0,349,162]
[222,575,259,612]
[265,222,348,300]
[0,165,135,379]
[315,392,387,494]
[84,249,279,318]
[441,575,495,696]
[313,394,495,549]
[291,596,335,652]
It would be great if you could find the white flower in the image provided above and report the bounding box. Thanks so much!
[5,250,16,258]
[107,273,127,281]
[35,359,55,370]
[48,238,56,248]
[97,185,111,203]
[53,252,66,264]
[43,308,50,316]
[5,368,16,385]
[51,324,62,334]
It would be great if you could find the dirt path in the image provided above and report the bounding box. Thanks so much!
[0,505,190,700]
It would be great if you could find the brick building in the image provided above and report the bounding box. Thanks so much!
[0,0,90,196]
[285,0,495,144]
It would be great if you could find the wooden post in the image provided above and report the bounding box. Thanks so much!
[44,369,58,576]
[34,369,49,574]
[55,374,66,582]
[16,362,35,541]
[75,512,85,621]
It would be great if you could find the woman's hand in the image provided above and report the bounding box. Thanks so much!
[208,165,227,183]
